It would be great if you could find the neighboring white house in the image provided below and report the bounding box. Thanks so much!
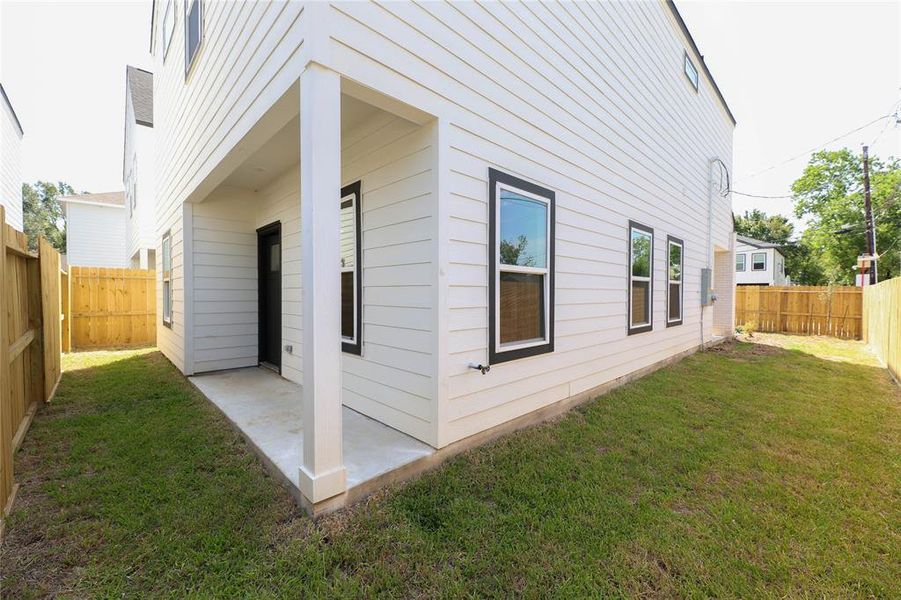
[60,192,128,268]
[0,83,24,230]
[123,66,157,269]
[148,0,736,512]
[735,235,789,286]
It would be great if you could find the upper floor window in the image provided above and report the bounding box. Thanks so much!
[684,52,699,91]
[667,236,683,327]
[752,252,767,271]
[736,253,746,272]
[185,0,203,76]
[489,168,555,364]
[162,0,176,59]
[628,221,653,334]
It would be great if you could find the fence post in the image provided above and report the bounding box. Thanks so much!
[26,257,44,407]
[0,206,14,519]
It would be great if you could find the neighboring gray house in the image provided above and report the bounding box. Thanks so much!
[123,66,157,269]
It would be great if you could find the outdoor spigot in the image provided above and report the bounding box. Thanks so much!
[469,363,490,375]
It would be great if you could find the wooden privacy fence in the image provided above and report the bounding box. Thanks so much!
[66,266,156,350]
[735,285,863,339]
[863,278,901,382]
[1,206,62,527]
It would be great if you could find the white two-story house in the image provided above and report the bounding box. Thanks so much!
[123,66,157,269]
[1,83,24,230]
[735,235,789,286]
[148,0,736,514]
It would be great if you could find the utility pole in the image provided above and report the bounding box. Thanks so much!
[862,145,877,284]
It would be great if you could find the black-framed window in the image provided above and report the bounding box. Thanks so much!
[341,181,362,355]
[736,253,746,272]
[184,0,203,76]
[752,252,767,271]
[628,221,653,334]
[684,52,699,91]
[489,168,555,364]
[162,230,172,327]
[667,236,683,327]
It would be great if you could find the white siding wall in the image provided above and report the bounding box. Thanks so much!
[125,101,157,266]
[65,203,128,268]
[735,244,777,285]
[0,92,23,230]
[156,204,187,373]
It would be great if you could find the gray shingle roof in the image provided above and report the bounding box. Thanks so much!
[59,191,126,207]
[126,66,153,127]
[737,235,782,249]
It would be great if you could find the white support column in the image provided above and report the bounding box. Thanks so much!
[298,64,346,504]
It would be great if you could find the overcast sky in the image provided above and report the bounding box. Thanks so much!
[1,0,899,231]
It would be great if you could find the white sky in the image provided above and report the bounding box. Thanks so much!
[1,0,899,230]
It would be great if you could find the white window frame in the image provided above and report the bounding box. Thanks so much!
[667,236,684,326]
[628,222,654,334]
[684,51,699,91]
[162,0,176,60]
[752,251,767,271]
[340,180,362,355]
[736,253,746,272]
[494,184,551,354]
[162,230,172,327]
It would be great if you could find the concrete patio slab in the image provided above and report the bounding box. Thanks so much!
[189,367,434,491]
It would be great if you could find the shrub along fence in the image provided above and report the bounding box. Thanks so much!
[1,207,63,529]
[66,266,156,350]
[863,278,901,382]
[735,285,863,339]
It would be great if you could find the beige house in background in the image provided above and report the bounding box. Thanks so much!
[147,0,736,514]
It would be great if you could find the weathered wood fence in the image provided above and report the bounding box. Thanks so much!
[1,206,63,527]
[863,278,901,382]
[735,285,863,339]
[66,266,156,350]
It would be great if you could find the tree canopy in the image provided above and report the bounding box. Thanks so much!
[734,209,793,245]
[792,149,900,284]
[22,181,73,253]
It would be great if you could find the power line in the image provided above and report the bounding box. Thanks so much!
[734,113,894,183]
[729,190,794,200]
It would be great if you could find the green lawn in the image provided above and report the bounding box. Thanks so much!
[1,336,898,598]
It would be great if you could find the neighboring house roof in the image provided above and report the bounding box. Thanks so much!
[0,83,24,137]
[665,1,736,126]
[737,235,782,250]
[126,66,154,127]
[60,191,126,208]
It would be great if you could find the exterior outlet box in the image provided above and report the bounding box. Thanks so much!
[700,268,714,306]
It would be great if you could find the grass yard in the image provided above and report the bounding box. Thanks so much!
[1,336,899,598]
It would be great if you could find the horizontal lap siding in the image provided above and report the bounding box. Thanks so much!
[327,0,733,445]
[156,210,185,372]
[0,97,23,230]
[152,0,306,372]
[192,190,259,373]
[67,204,128,268]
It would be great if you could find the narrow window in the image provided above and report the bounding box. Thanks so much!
[752,252,767,271]
[340,181,362,355]
[667,236,684,327]
[628,221,653,334]
[162,0,175,59]
[736,253,746,272]
[162,230,172,327]
[184,0,203,76]
[684,52,699,91]
[489,168,555,364]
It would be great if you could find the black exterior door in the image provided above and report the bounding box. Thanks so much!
[258,222,282,370]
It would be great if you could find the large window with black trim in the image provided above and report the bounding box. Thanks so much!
[667,236,683,326]
[340,181,362,355]
[162,230,172,327]
[628,221,653,334]
[489,168,555,364]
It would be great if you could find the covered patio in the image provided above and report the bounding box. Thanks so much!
[190,368,434,501]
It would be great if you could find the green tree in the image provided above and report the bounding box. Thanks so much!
[22,181,72,253]
[734,209,793,244]
[792,149,900,284]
